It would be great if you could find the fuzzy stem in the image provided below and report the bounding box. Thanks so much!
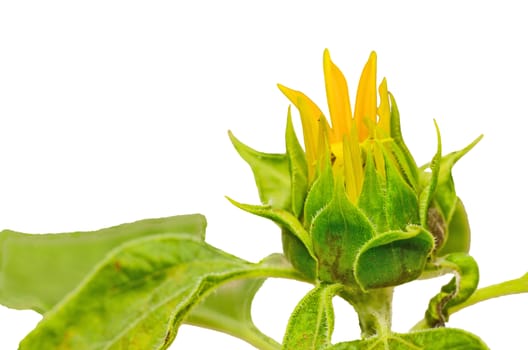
[341,287,394,338]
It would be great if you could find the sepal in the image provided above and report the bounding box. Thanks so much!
[425,135,483,255]
[388,92,419,188]
[357,151,387,232]
[228,130,291,210]
[285,107,309,217]
[225,197,315,261]
[303,153,334,229]
[354,225,434,290]
[311,178,375,285]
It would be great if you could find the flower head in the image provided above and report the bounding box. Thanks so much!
[229,49,480,290]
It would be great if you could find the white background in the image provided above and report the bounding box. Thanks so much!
[1,1,527,349]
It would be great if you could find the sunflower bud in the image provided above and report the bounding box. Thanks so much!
[229,50,480,291]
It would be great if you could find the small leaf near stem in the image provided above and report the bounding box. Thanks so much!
[409,270,525,331]
[448,272,528,315]
[412,253,479,330]
[431,254,479,326]
[283,283,342,350]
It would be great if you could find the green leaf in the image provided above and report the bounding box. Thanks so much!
[424,253,479,327]
[312,181,375,285]
[283,284,341,350]
[19,234,301,350]
[327,328,489,349]
[184,254,290,350]
[354,226,434,290]
[0,214,206,313]
[229,130,291,210]
[285,107,309,218]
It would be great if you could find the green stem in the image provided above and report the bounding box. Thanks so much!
[186,320,280,350]
[341,287,394,338]
[184,256,306,350]
[410,318,429,331]
[448,272,528,314]
[244,326,282,350]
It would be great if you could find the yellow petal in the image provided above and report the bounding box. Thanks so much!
[354,51,378,142]
[343,130,363,204]
[377,77,390,138]
[317,115,332,167]
[278,83,326,182]
[323,49,353,141]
